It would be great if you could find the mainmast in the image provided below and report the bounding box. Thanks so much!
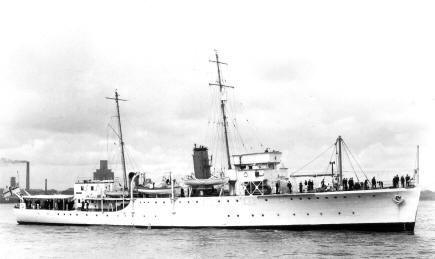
[337,136,343,186]
[106,90,128,190]
[209,51,234,170]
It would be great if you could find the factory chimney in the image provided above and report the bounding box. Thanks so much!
[44,178,47,194]
[26,161,30,191]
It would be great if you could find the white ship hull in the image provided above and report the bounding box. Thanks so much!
[15,187,420,231]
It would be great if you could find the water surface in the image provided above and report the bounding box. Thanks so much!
[0,202,434,258]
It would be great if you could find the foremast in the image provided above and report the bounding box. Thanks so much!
[209,51,234,170]
[106,90,128,191]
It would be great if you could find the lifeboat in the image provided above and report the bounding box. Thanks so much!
[183,177,229,186]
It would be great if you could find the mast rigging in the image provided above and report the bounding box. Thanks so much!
[106,90,128,190]
[209,51,234,170]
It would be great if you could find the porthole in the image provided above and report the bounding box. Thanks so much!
[307,213,309,216]
[299,198,302,200]
[96,214,98,216]
[86,214,88,216]
[196,201,198,203]
[320,212,323,216]
[343,196,347,198]
[277,213,280,216]
[163,201,165,204]
[155,201,157,204]
[293,213,296,216]
[316,197,319,199]
[227,200,229,203]
[218,200,221,203]
[265,199,268,202]
[237,215,239,217]
[358,196,361,198]
[261,214,264,217]
[372,195,376,197]
[325,197,329,199]
[57,213,59,215]
[236,200,239,202]
[338,212,341,215]
[290,198,293,200]
[352,211,355,215]
[308,197,311,200]
[187,201,190,204]
[227,215,230,217]
[334,196,337,199]
[251,214,254,217]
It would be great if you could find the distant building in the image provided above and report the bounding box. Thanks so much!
[93,160,114,181]
[10,177,16,188]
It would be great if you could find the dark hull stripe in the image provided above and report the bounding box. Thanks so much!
[17,221,415,232]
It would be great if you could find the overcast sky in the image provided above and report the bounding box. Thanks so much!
[0,0,434,190]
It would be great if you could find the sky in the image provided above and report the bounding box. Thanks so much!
[0,0,434,190]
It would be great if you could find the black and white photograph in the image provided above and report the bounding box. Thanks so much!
[0,0,434,258]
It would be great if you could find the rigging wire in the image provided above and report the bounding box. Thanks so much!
[343,141,369,181]
[342,146,360,182]
[322,144,337,176]
[291,143,335,176]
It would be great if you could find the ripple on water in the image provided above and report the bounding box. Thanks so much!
[0,202,434,258]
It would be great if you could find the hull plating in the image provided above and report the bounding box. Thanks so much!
[15,187,420,232]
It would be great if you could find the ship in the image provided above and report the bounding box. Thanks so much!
[12,52,421,232]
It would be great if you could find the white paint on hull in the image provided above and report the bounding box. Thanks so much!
[15,188,420,228]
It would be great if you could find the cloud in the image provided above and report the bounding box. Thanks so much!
[0,0,434,190]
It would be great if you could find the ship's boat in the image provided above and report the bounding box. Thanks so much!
[137,187,181,195]
[183,177,229,186]
[105,191,129,197]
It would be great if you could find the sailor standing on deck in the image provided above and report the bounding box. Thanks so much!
[287,181,292,193]
[343,178,348,191]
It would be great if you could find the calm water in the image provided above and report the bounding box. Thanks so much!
[0,202,434,258]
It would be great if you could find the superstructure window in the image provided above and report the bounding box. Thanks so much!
[91,186,94,191]
[81,186,84,191]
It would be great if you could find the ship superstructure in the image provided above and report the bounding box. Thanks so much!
[12,53,421,232]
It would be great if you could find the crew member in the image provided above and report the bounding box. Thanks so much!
[287,181,292,194]
[275,181,280,194]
